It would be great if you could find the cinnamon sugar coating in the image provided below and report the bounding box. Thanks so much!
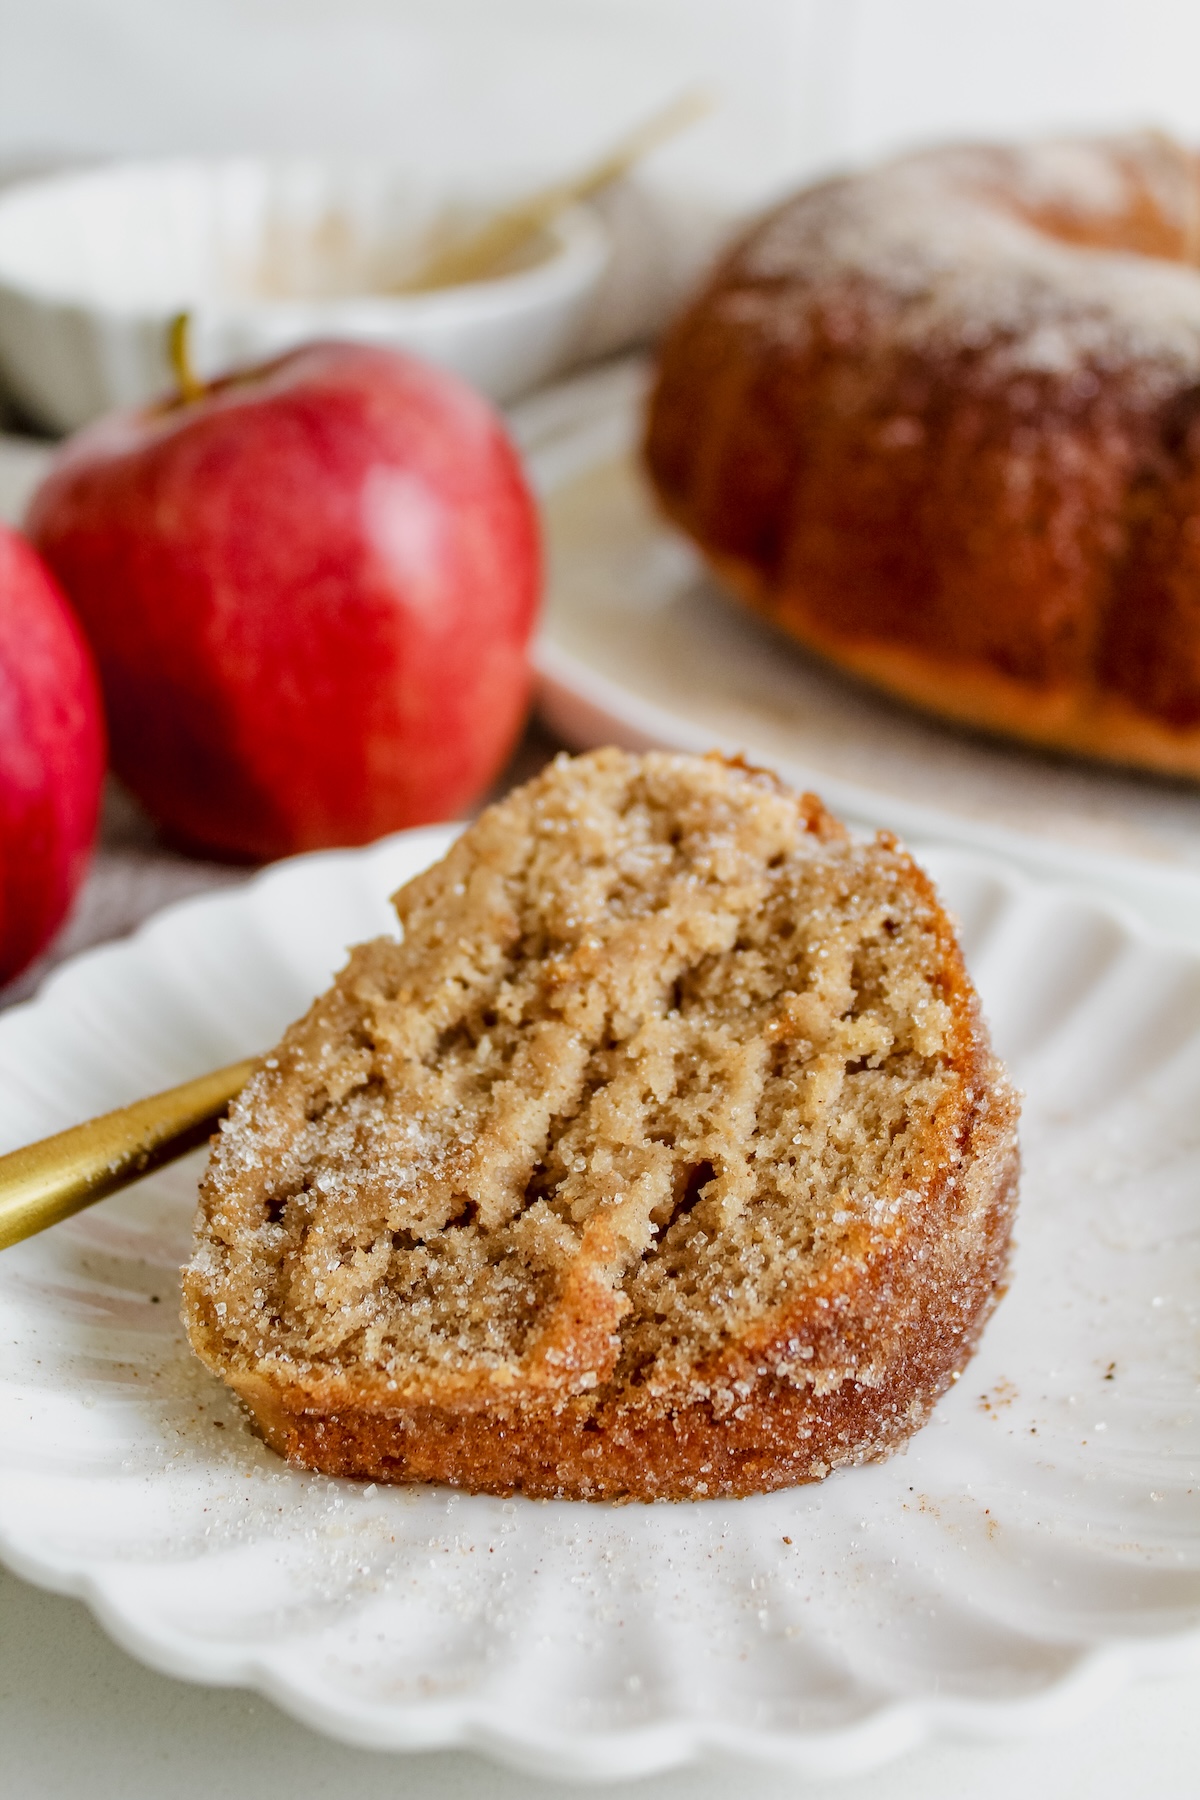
[646,134,1200,780]
[183,749,1018,1499]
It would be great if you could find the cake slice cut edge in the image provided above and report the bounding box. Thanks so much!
[182,747,1020,1500]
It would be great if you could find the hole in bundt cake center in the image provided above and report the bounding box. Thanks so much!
[1001,144,1200,267]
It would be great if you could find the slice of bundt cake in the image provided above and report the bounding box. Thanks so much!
[183,749,1019,1500]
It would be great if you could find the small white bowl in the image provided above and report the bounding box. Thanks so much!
[0,159,610,432]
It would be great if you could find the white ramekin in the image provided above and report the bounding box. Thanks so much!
[0,159,610,432]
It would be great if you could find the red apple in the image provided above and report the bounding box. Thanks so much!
[26,341,541,861]
[0,523,105,987]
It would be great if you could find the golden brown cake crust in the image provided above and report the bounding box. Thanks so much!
[183,749,1019,1500]
[645,134,1200,779]
[224,1115,1017,1500]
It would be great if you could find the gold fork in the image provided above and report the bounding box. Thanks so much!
[0,1058,256,1251]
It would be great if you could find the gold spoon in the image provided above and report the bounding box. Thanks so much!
[396,87,713,294]
[0,1058,256,1251]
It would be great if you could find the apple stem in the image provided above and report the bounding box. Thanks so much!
[168,312,207,405]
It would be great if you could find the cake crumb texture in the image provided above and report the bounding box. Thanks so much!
[183,749,1019,1499]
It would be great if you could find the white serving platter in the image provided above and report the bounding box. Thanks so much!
[1,825,1198,1782]
[516,360,1200,952]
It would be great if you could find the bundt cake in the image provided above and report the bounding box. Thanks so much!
[646,133,1200,780]
[183,749,1018,1500]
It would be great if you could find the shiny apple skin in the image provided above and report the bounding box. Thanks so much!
[0,524,105,987]
[26,342,541,861]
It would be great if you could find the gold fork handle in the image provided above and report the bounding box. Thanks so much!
[0,1057,257,1251]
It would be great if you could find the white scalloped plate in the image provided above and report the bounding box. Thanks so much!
[2,826,1200,1782]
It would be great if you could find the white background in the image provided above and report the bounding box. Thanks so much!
[4,1,1200,195]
